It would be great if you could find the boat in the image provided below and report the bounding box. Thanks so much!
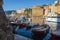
[51,29,60,40]
[32,24,50,40]
[15,23,40,39]
[18,23,27,28]
[10,22,18,26]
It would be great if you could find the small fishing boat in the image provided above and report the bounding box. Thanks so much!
[10,22,18,26]
[18,23,27,28]
[32,24,50,40]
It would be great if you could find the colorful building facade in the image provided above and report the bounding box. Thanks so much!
[31,6,45,24]
[44,0,60,30]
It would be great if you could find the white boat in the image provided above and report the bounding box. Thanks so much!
[45,17,60,23]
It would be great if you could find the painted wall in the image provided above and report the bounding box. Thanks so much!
[31,6,44,24]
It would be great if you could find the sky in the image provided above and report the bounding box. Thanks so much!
[3,0,55,11]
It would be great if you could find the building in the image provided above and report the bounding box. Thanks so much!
[9,8,26,17]
[43,0,60,16]
[43,4,51,16]
[31,6,45,24]
[44,0,60,30]
[16,8,26,16]
[29,0,60,30]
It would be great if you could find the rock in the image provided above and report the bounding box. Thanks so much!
[0,0,14,40]
[0,29,7,40]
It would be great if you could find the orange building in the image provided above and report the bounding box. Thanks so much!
[31,6,45,24]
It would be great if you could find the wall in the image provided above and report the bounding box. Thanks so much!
[31,6,44,24]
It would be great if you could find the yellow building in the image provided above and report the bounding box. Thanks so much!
[43,4,51,16]
[44,0,60,30]
[51,0,60,14]
[44,0,60,16]
[31,6,44,24]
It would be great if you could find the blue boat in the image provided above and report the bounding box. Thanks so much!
[14,24,50,40]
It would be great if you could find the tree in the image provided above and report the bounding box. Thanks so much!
[24,8,32,18]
